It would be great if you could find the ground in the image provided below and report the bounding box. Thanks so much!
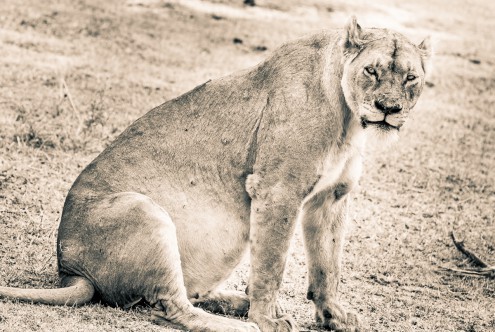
[0,0,494,331]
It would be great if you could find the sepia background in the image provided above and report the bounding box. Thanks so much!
[0,0,494,331]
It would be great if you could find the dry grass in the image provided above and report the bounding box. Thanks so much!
[1,0,494,331]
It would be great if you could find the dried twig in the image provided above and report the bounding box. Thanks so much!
[61,77,84,135]
[450,231,487,268]
[440,266,495,278]
[61,78,79,114]
[439,231,495,279]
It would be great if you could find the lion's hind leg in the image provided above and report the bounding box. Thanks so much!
[82,192,258,332]
[191,290,250,317]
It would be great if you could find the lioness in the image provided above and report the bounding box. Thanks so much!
[0,17,430,332]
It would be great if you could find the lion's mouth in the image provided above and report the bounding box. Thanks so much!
[361,117,400,131]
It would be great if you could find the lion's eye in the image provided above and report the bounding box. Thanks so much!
[406,74,417,81]
[365,67,376,75]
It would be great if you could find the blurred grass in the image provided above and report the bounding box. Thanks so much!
[1,0,494,331]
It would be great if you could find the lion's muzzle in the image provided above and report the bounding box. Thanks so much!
[374,99,403,115]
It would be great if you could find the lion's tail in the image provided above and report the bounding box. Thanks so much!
[0,276,94,306]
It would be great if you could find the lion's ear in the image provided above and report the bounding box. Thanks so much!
[342,16,363,52]
[418,36,432,61]
[418,36,433,73]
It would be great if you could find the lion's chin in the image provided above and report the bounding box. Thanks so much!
[361,117,400,146]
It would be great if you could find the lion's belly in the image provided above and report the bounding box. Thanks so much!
[151,186,251,297]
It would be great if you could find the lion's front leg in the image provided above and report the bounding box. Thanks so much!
[302,188,360,332]
[246,174,300,332]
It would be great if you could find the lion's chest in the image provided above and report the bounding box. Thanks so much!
[305,126,366,204]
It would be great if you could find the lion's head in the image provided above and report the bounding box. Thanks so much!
[340,17,431,135]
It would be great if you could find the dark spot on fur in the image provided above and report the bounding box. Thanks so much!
[245,285,249,295]
[223,252,238,266]
[306,189,331,211]
[287,173,297,180]
[307,291,314,300]
[108,195,119,204]
[323,309,333,319]
[360,117,368,129]
[129,127,144,136]
[193,293,199,299]
[389,39,400,72]
[285,317,296,328]
[311,39,322,49]
[408,88,416,101]
[334,183,350,200]
[303,175,321,197]
[85,162,97,172]
[391,39,398,58]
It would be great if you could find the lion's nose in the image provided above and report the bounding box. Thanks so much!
[374,100,403,114]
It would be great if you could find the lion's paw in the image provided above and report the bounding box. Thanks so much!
[250,313,298,332]
[315,302,360,332]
